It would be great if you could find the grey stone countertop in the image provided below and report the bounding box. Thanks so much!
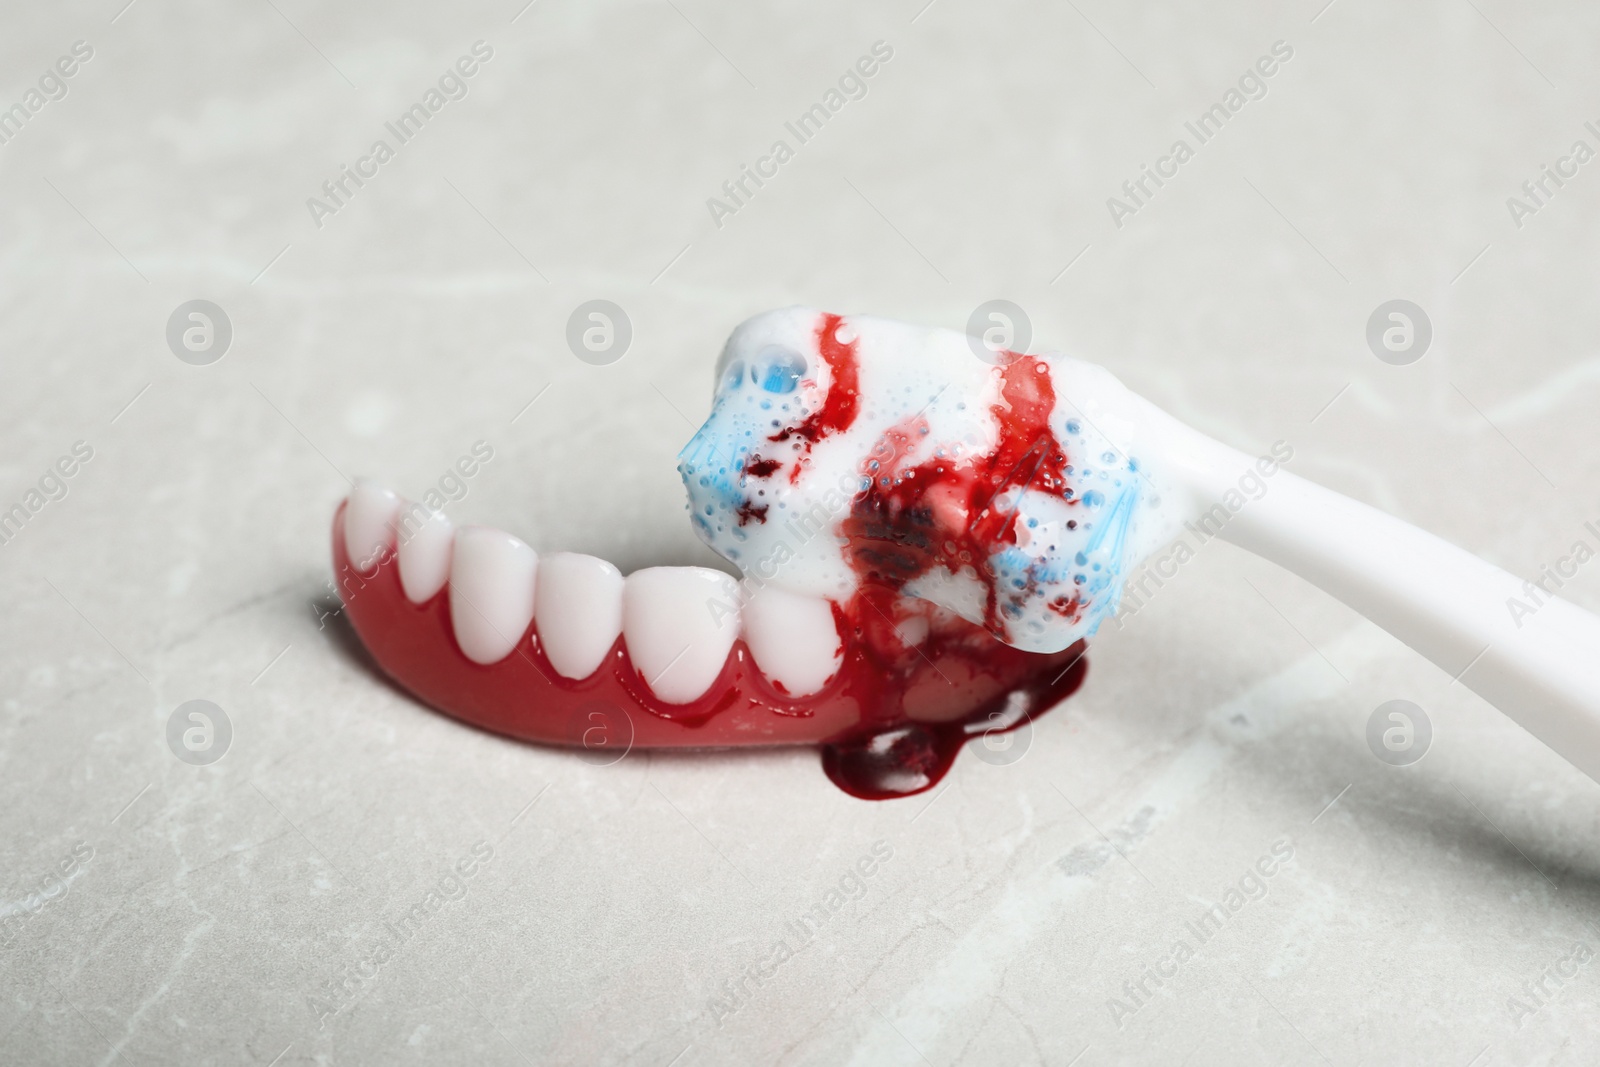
[2,1,1599,1064]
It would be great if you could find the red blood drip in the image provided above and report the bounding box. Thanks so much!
[814,582,1088,799]
[736,501,769,525]
[821,652,1087,800]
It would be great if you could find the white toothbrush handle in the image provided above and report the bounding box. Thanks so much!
[1156,421,1600,782]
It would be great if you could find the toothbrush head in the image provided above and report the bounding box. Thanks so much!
[679,308,1169,653]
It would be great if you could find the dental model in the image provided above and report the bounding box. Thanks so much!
[334,308,1600,796]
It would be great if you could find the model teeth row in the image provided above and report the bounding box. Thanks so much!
[343,481,843,703]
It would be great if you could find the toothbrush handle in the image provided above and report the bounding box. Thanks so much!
[1215,453,1600,780]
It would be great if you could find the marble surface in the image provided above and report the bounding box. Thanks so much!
[3,1,1600,1064]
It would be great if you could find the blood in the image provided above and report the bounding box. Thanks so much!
[838,354,1076,640]
[817,590,1088,800]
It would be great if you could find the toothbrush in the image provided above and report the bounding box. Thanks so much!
[334,308,1600,795]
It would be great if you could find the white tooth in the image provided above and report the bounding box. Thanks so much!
[743,586,842,697]
[396,502,454,604]
[535,552,624,679]
[344,480,401,572]
[623,567,740,704]
[449,527,538,665]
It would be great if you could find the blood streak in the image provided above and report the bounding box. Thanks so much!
[771,312,861,484]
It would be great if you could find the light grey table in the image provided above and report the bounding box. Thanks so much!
[3,1,1599,1063]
